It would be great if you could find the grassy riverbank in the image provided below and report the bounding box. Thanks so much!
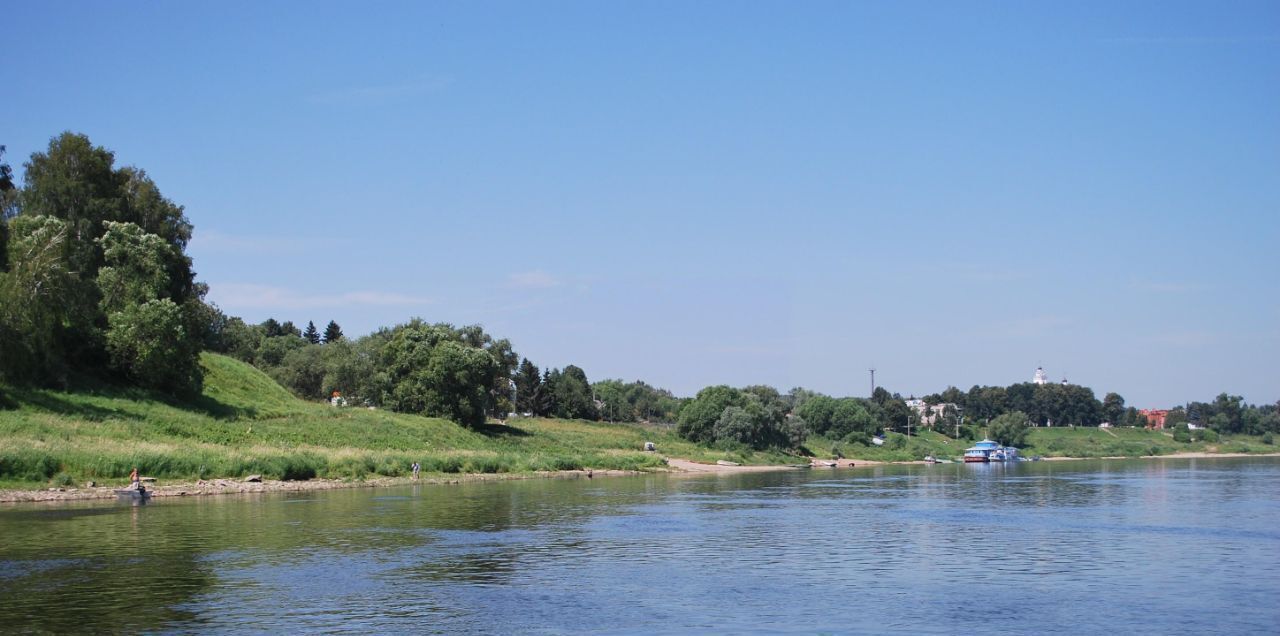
[810,426,1275,462]
[0,354,787,490]
[3,354,1273,492]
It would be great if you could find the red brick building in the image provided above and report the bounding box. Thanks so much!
[1140,409,1171,429]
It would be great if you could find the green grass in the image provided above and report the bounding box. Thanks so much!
[0,353,781,488]
[808,430,961,462]
[808,426,1277,462]
[1022,426,1274,458]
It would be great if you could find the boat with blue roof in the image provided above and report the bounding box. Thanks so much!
[963,439,1020,463]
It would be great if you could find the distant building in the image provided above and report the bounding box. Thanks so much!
[1033,367,1048,385]
[1139,409,1170,429]
[905,398,958,426]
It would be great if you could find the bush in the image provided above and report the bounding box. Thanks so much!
[1173,427,1191,443]
[1264,432,1274,445]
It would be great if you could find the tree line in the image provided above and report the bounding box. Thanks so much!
[917,383,1280,436]
[2,133,1277,448]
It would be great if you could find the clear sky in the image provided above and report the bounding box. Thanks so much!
[5,1,1278,407]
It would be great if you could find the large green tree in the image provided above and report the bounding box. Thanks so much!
[1,133,202,389]
[0,216,80,383]
[376,320,499,427]
[96,221,203,392]
[988,411,1030,447]
[549,365,597,420]
[677,385,745,444]
[1102,392,1126,426]
[592,379,629,422]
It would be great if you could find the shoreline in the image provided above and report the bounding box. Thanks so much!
[3,452,1277,504]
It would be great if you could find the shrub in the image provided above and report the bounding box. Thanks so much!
[279,455,321,481]
[1264,432,1274,445]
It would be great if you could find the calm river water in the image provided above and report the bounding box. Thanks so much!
[2,457,1278,634]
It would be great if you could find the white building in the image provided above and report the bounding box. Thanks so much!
[1033,367,1048,385]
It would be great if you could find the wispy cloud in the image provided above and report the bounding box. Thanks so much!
[209,283,433,310]
[309,74,452,105]
[506,270,563,290]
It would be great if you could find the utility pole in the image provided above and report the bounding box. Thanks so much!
[869,367,876,397]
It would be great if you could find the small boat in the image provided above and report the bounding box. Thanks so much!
[114,484,151,501]
[815,460,837,468]
[924,455,939,464]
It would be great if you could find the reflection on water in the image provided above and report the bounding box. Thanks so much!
[1,458,1278,634]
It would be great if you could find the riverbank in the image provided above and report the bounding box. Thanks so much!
[0,467,648,503]
[8,452,1278,503]
[0,354,804,491]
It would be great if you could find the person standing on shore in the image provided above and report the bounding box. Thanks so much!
[128,467,140,490]
[411,462,420,480]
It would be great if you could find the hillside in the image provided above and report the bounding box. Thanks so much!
[0,353,728,489]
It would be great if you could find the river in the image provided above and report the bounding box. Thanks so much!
[1,457,1278,634]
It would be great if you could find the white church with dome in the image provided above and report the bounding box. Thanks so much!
[1033,366,1069,386]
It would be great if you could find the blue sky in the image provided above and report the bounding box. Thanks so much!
[5,1,1278,407]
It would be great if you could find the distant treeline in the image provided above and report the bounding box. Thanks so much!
[2,133,1277,450]
[918,384,1280,436]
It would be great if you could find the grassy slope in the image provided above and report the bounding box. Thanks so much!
[0,354,777,488]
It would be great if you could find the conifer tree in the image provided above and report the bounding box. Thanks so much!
[322,320,343,343]
[303,320,321,344]
[514,358,541,414]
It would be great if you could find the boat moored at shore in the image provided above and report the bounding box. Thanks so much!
[963,439,1020,463]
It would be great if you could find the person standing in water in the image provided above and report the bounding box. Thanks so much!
[128,467,140,489]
